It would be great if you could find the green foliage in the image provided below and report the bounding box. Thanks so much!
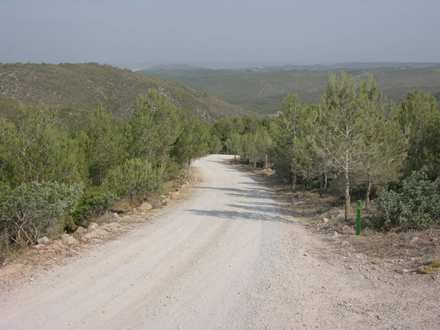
[272,94,312,178]
[316,72,377,219]
[239,127,272,168]
[104,158,165,207]
[163,160,182,181]
[398,90,440,176]
[0,63,248,128]
[212,117,234,143]
[82,105,125,186]
[126,89,184,164]
[352,99,408,207]
[0,106,87,187]
[239,133,258,166]
[225,133,241,165]
[242,115,261,135]
[144,65,440,116]
[72,186,118,225]
[0,181,84,246]
[207,135,222,154]
[373,171,440,230]
[172,115,209,177]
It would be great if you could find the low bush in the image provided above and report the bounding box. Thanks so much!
[104,158,165,208]
[0,181,84,246]
[164,160,181,181]
[373,171,440,230]
[72,186,118,226]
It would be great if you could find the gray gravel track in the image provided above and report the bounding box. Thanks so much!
[1,154,439,330]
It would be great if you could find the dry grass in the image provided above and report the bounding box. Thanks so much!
[418,259,440,274]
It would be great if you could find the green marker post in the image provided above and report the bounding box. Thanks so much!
[356,200,362,235]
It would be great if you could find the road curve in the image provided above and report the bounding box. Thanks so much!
[1,154,439,329]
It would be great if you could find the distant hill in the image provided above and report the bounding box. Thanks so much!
[138,64,203,72]
[236,62,440,73]
[0,62,249,126]
[140,65,440,115]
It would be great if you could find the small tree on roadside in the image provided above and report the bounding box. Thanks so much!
[103,158,165,208]
[172,115,209,178]
[352,100,408,208]
[225,133,242,164]
[126,89,183,164]
[272,93,311,192]
[253,127,273,169]
[316,72,374,220]
[82,105,124,186]
[398,90,440,177]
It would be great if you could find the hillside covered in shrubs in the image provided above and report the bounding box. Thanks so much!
[0,62,249,127]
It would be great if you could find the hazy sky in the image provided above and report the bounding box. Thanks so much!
[1,0,439,68]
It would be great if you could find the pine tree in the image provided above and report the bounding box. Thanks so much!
[225,133,242,164]
[316,72,373,220]
[126,89,183,164]
[352,100,408,208]
[398,90,440,177]
[0,106,86,186]
[172,116,209,178]
[82,105,123,186]
[104,158,165,208]
[273,94,310,192]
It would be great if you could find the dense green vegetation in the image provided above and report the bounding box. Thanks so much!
[208,73,440,230]
[1,64,439,263]
[0,62,250,127]
[0,88,211,261]
[142,65,440,116]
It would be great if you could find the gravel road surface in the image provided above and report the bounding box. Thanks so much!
[1,154,439,329]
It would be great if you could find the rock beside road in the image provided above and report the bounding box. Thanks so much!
[37,237,49,245]
[60,234,76,245]
[88,223,98,230]
[138,202,153,212]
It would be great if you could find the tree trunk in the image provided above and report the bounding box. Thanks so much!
[186,160,191,178]
[292,172,296,192]
[345,168,351,221]
[129,192,134,209]
[265,154,268,169]
[319,172,323,198]
[366,177,372,210]
[324,172,328,190]
[234,153,237,164]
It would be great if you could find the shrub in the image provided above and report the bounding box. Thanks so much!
[0,181,84,246]
[104,158,165,208]
[0,228,9,264]
[373,171,440,230]
[164,160,181,181]
[72,186,118,226]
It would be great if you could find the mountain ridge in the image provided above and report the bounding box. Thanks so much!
[0,62,250,126]
[139,65,440,115]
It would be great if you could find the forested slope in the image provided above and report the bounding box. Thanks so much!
[0,63,249,126]
[142,65,440,115]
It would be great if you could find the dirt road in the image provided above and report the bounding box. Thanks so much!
[1,155,439,329]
